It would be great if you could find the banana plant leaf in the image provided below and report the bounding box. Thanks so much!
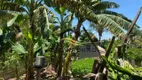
[12,42,27,54]
[101,56,142,80]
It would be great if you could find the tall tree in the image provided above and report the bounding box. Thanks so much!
[90,23,105,43]
[53,7,74,77]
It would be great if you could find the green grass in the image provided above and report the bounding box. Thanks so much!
[71,58,94,78]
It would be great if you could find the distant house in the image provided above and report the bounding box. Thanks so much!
[78,43,106,59]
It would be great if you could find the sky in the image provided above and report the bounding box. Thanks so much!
[82,0,142,40]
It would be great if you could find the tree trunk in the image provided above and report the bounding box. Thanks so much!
[98,35,102,45]
[56,34,64,77]
[74,19,83,40]
[26,40,34,80]
[15,64,19,80]
[98,25,103,45]
[26,1,35,79]
[61,18,84,78]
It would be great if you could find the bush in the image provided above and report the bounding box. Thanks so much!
[71,58,94,78]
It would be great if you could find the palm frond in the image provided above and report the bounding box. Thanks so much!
[33,6,51,38]
[64,38,82,46]
[92,1,119,10]
[52,0,98,23]
[7,14,19,27]
[94,10,140,28]
[95,10,131,21]
[60,13,74,33]
[102,14,142,36]
[96,14,124,37]
[81,0,99,7]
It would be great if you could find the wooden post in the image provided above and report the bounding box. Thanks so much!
[83,27,101,56]
[98,36,115,73]
[83,27,101,80]
[36,69,40,80]
[90,59,99,80]
[105,36,115,58]
[117,45,122,58]
[122,7,142,55]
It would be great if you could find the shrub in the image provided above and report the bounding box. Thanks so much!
[71,58,94,78]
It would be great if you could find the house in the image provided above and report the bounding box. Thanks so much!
[78,43,106,59]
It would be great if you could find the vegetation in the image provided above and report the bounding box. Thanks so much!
[71,58,94,78]
[0,0,142,80]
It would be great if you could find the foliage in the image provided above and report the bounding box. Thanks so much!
[0,0,142,79]
[104,38,142,67]
[126,47,142,66]
[50,0,142,37]
[102,56,142,80]
[71,58,94,78]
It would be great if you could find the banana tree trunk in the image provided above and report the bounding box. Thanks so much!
[26,39,34,80]
[61,18,84,78]
[74,19,84,40]
[98,35,102,45]
[56,34,64,77]
[26,1,35,79]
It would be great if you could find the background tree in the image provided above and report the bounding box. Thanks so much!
[90,23,106,44]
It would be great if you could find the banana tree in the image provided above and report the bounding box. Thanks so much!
[50,7,74,77]
[90,23,105,44]
[0,0,54,79]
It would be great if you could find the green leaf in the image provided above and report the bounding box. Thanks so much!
[15,14,24,23]
[55,7,66,14]
[0,28,3,35]
[7,14,18,27]
[44,0,52,7]
[33,6,50,38]
[60,7,66,14]
[64,38,82,46]
[101,56,142,78]
[34,42,41,53]
[93,1,120,10]
[96,14,124,37]
[55,7,61,14]
[28,31,32,40]
[12,43,27,54]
